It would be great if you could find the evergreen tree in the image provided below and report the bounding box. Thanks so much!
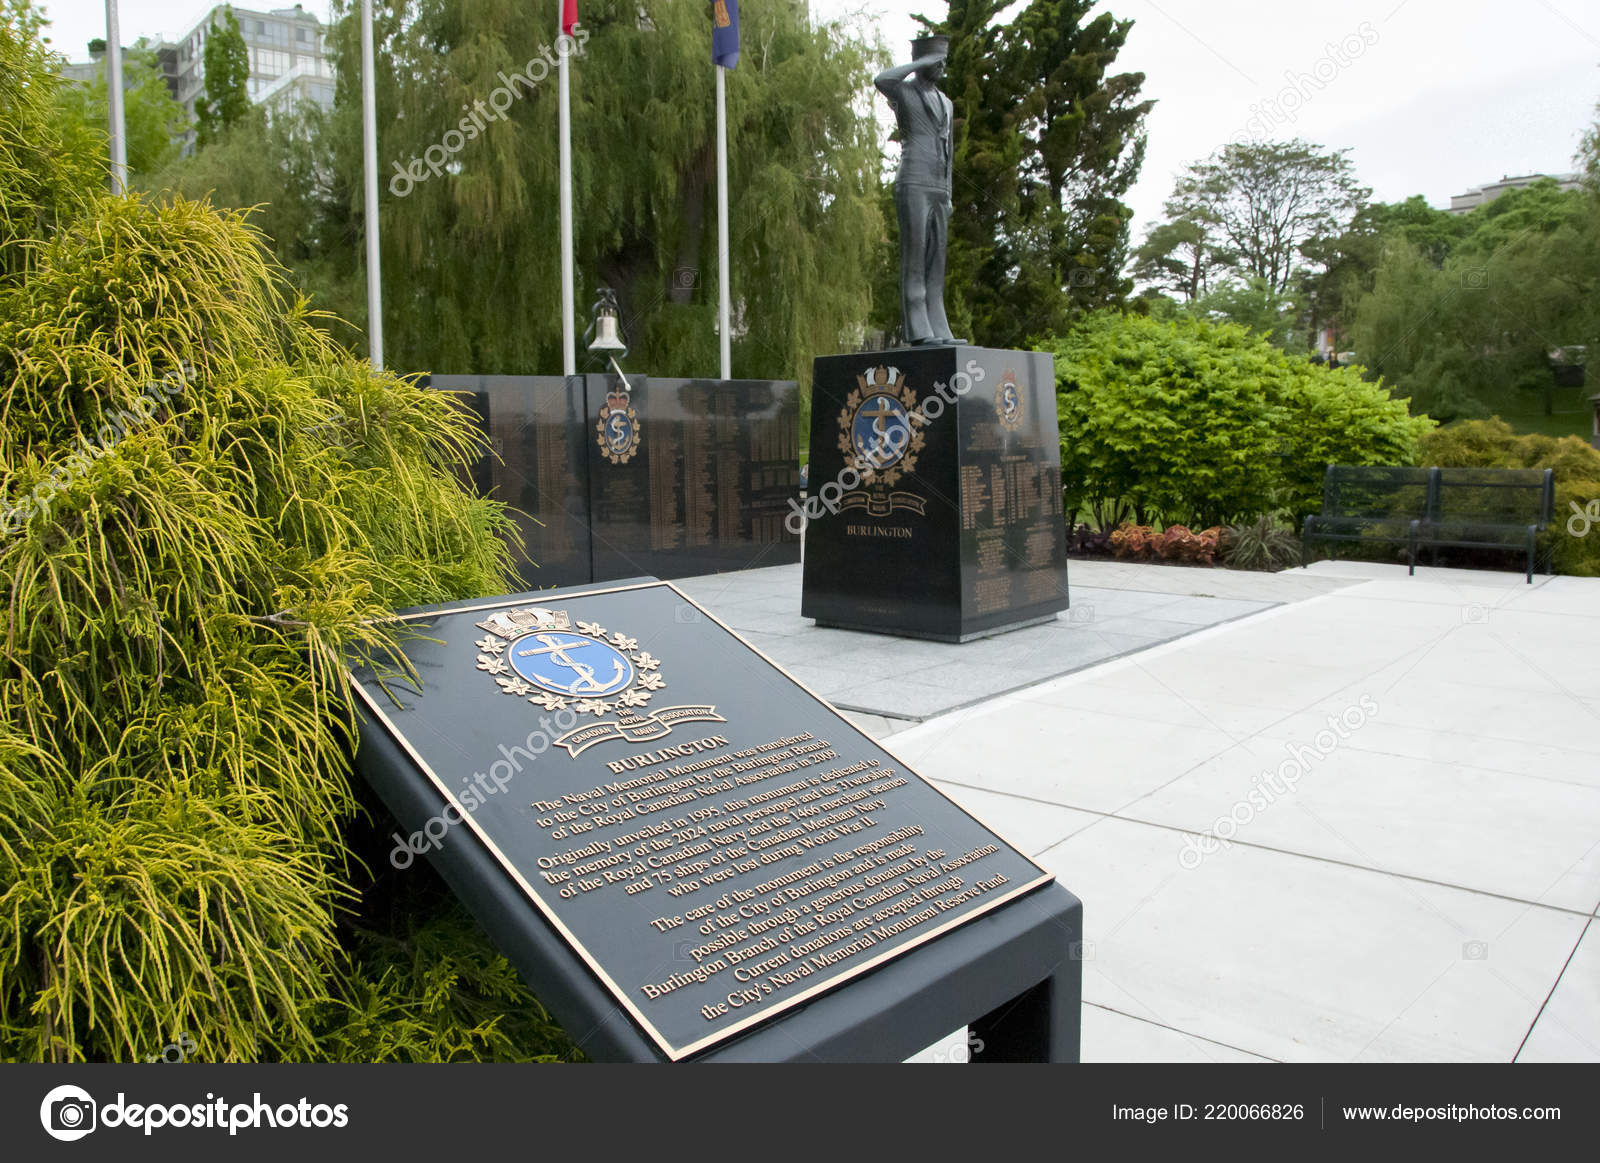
[1130,216,1230,302]
[196,7,251,148]
[1348,176,1599,425]
[905,0,1151,348]
[1297,195,1466,341]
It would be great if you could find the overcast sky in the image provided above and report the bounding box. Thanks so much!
[39,0,1600,240]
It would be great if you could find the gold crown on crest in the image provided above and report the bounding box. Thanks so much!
[475,606,571,639]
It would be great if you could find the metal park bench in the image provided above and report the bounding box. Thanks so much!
[1302,465,1555,583]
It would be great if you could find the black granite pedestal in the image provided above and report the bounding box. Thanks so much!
[800,346,1069,641]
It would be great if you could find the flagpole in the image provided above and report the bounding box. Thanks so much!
[360,0,384,369]
[559,11,576,376]
[104,0,126,193]
[715,64,731,380]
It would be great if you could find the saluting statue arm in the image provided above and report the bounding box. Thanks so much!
[873,53,945,96]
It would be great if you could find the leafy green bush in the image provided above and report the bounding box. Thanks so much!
[0,4,102,283]
[1049,312,1432,529]
[0,16,577,1061]
[1420,419,1600,577]
[1276,360,1438,525]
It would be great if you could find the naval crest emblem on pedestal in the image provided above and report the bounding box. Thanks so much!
[995,369,1024,431]
[832,365,928,518]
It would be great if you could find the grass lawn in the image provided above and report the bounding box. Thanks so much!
[1489,381,1591,440]
[1497,405,1593,441]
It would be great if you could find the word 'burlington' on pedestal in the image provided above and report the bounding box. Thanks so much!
[801,346,1071,641]
[350,579,1083,1061]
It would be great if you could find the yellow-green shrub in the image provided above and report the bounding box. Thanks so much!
[1,16,576,1061]
[1419,419,1600,577]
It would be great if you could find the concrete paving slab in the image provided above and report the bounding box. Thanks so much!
[887,706,1240,815]
[925,781,1101,858]
[1083,1005,1273,1063]
[693,559,1600,1061]
[1518,922,1600,1062]
[1035,816,1587,1062]
[677,564,1284,720]
[1119,730,1600,913]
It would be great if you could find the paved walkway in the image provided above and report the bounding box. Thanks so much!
[688,558,1600,1061]
[888,561,1600,1062]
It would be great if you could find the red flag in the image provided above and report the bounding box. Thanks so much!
[562,0,577,36]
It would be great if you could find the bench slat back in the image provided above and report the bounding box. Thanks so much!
[1323,466,1433,519]
[1434,468,1554,527]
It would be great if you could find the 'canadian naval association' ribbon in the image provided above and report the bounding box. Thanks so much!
[837,491,927,517]
[554,705,727,757]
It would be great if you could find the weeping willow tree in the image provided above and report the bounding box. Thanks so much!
[0,12,579,1061]
[308,0,885,380]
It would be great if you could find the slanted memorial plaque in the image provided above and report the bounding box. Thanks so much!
[350,579,1057,1060]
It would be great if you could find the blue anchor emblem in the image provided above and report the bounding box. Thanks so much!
[605,409,634,453]
[851,394,912,468]
[508,632,633,696]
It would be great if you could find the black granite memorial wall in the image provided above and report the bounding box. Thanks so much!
[424,375,800,587]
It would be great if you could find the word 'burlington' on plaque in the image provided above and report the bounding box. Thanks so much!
[349,580,1079,1060]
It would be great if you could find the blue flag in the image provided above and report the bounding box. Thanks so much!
[712,0,739,69]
